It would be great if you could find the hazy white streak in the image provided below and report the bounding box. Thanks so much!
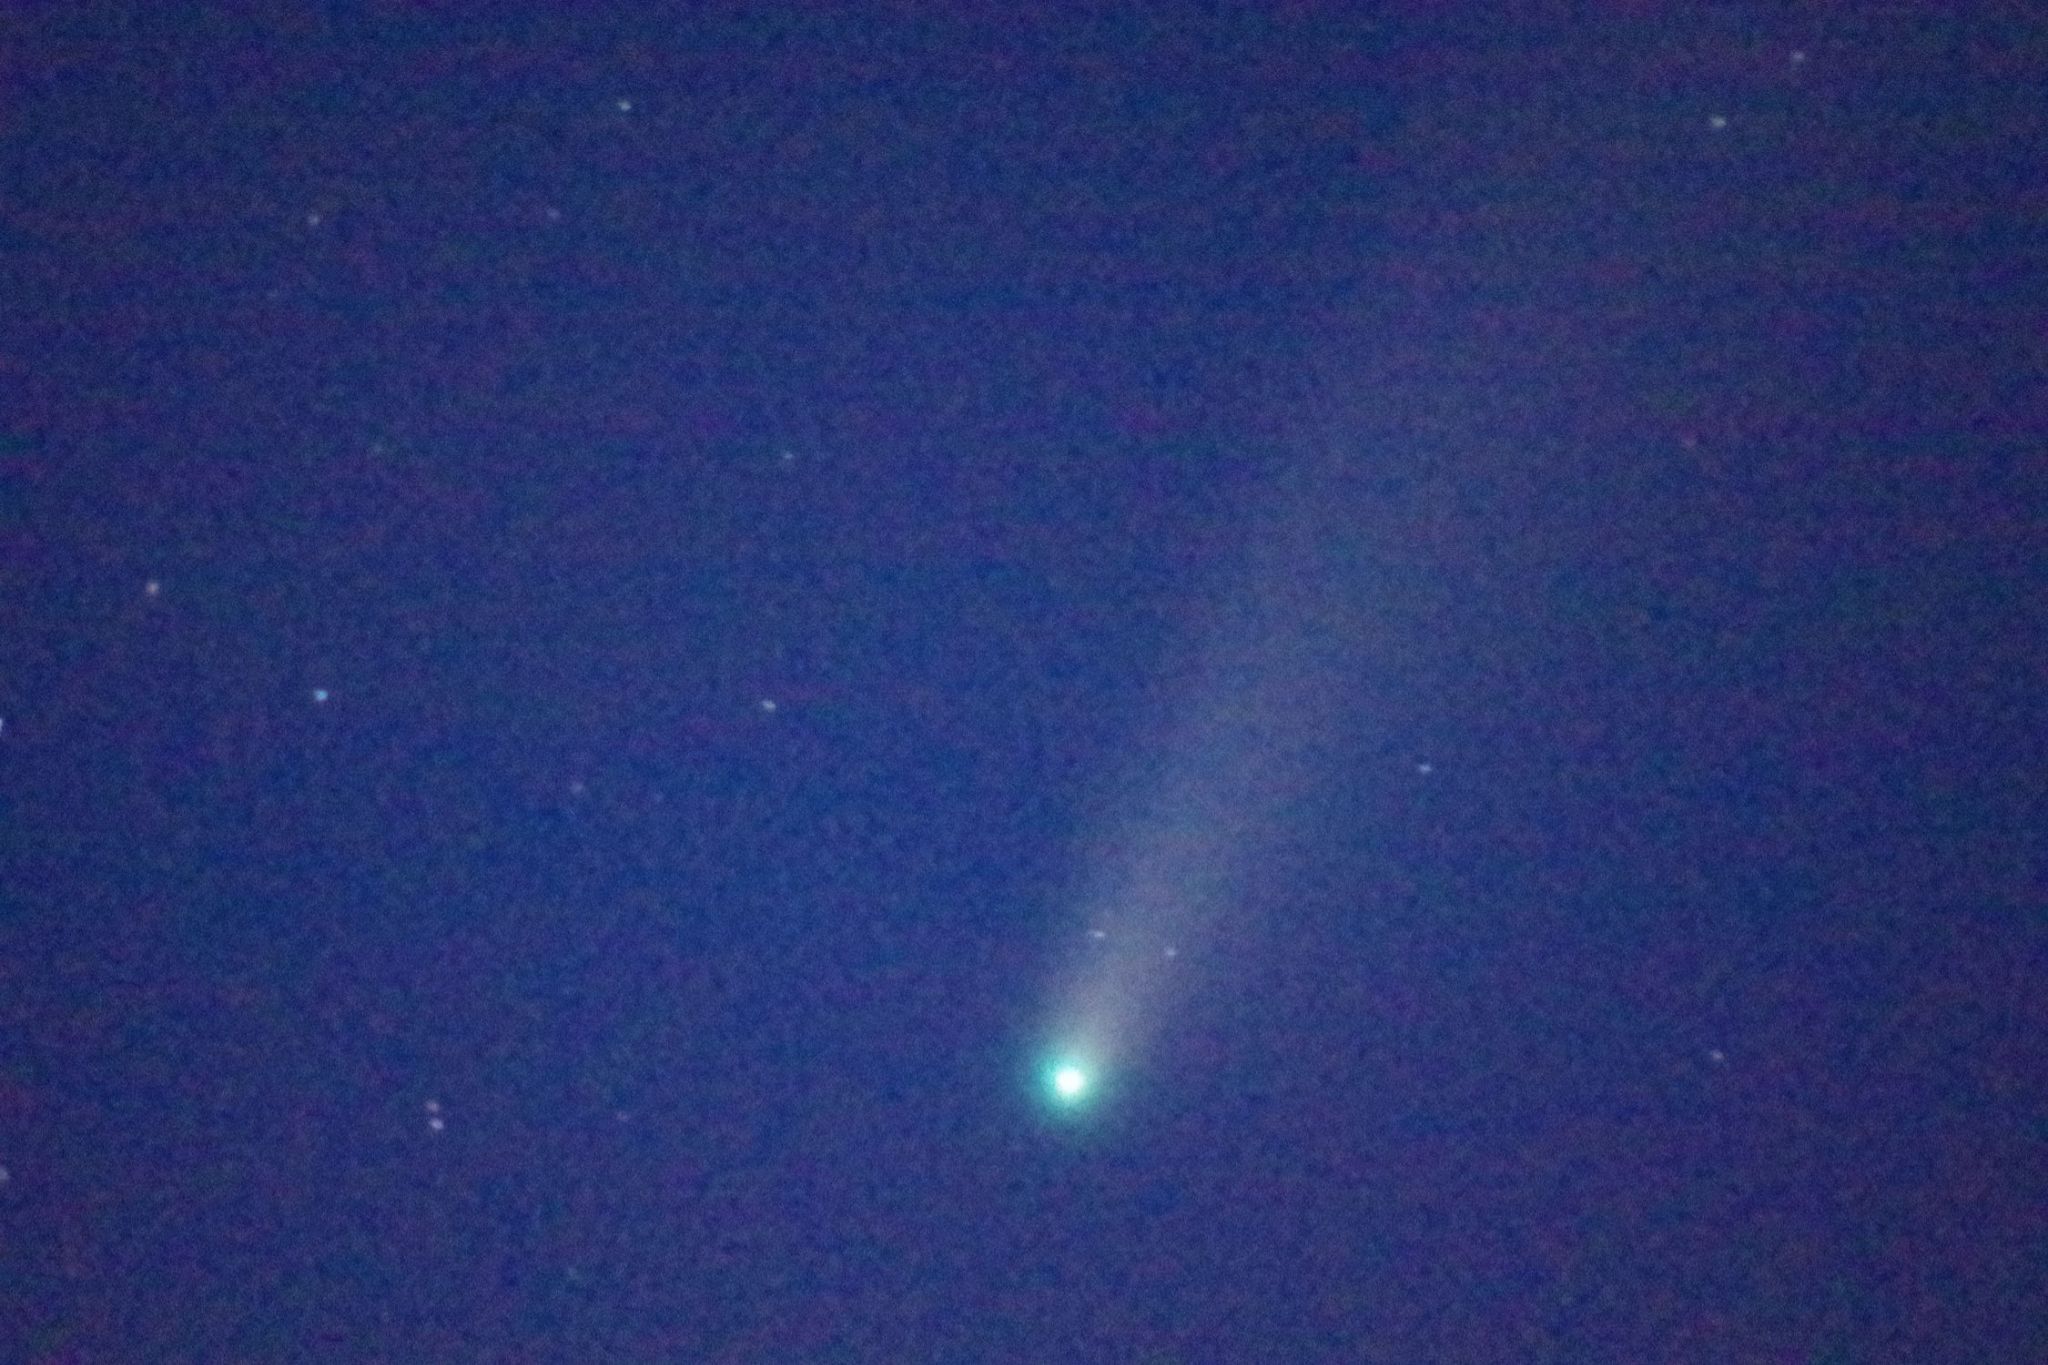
[1053,443,1366,1071]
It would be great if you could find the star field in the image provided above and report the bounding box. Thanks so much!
[2,6,2042,1360]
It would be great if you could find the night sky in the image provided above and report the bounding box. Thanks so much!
[4,5,2044,1361]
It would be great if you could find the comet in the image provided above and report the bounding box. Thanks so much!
[1038,433,1367,1115]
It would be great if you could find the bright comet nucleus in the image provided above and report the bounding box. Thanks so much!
[1049,1062,1091,1104]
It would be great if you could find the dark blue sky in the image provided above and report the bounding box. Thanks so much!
[4,5,2043,1360]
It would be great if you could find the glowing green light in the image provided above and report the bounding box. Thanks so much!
[1051,1063,1090,1103]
